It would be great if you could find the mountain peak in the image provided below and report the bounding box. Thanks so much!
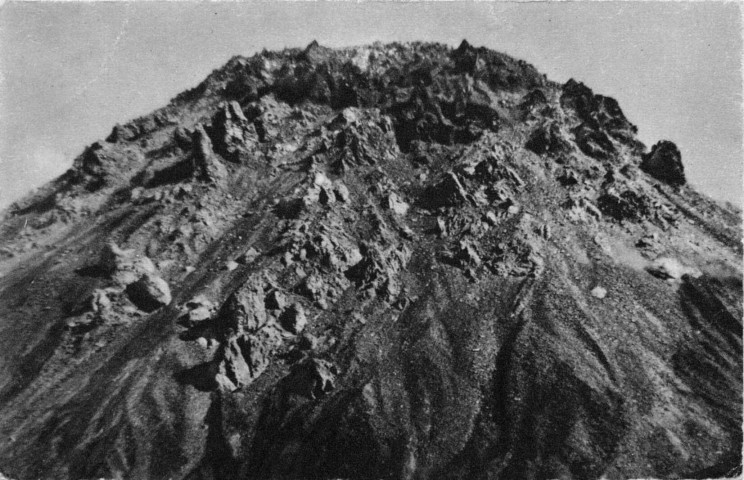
[0,42,740,480]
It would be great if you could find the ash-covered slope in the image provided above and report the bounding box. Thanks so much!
[0,41,741,480]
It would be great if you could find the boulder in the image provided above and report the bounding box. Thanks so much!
[286,358,337,399]
[244,326,283,377]
[224,260,240,271]
[437,216,448,237]
[452,39,481,75]
[183,295,216,324]
[591,286,607,299]
[312,171,332,188]
[318,185,335,206]
[236,247,260,264]
[504,166,526,188]
[640,141,686,186]
[301,172,338,207]
[519,88,548,112]
[384,192,410,216]
[215,326,284,392]
[280,303,308,334]
[100,242,157,286]
[648,257,701,281]
[65,313,96,330]
[219,282,267,335]
[317,234,362,272]
[557,169,580,186]
[334,183,351,203]
[327,108,360,130]
[125,273,172,312]
[173,126,193,150]
[265,290,288,311]
[537,223,552,240]
[70,142,143,190]
[215,336,253,391]
[597,189,653,223]
[345,242,411,301]
[192,124,227,182]
[424,172,469,208]
[297,273,331,308]
[525,122,570,155]
[187,305,212,323]
[99,242,129,274]
[560,79,598,123]
[573,123,615,160]
[636,232,660,249]
[209,101,255,162]
[106,123,139,143]
[561,79,637,135]
[484,211,499,226]
[90,288,115,318]
[583,199,603,219]
[458,241,482,267]
[298,332,319,351]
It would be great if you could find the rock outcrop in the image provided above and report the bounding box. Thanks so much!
[525,121,571,155]
[641,140,686,186]
[192,124,228,182]
[208,101,256,162]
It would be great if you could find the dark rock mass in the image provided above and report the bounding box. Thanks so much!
[641,140,686,186]
[0,41,740,480]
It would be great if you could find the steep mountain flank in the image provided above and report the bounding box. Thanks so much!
[0,41,740,480]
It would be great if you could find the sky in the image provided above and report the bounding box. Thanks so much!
[0,1,741,209]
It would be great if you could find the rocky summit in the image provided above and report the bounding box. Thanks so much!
[0,41,741,480]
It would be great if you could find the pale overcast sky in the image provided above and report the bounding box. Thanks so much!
[0,1,741,208]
